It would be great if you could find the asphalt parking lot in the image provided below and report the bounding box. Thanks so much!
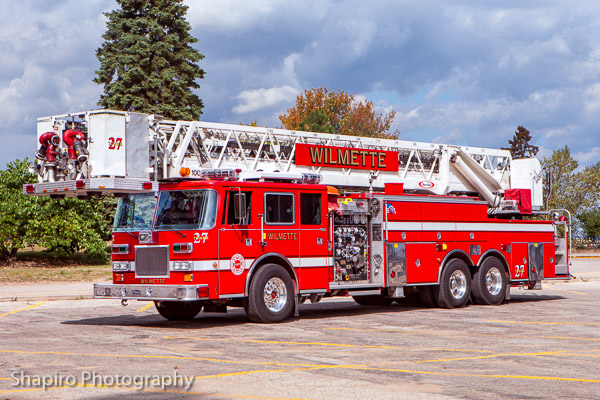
[1,257,599,400]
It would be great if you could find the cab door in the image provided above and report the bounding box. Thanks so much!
[261,191,300,285]
[218,189,259,296]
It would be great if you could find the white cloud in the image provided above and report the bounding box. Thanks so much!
[584,83,600,114]
[574,147,600,165]
[233,85,298,114]
[2,0,600,167]
[544,126,575,139]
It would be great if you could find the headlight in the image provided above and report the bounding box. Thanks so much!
[112,261,130,271]
[173,261,192,271]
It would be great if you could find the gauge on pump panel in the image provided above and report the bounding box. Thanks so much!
[353,214,360,224]
[360,215,367,225]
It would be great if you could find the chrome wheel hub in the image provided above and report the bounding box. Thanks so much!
[486,267,503,296]
[263,277,287,312]
[449,270,468,299]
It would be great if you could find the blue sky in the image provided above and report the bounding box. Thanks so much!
[2,0,599,168]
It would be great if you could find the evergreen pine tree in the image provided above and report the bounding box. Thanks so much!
[94,0,205,120]
[502,125,539,159]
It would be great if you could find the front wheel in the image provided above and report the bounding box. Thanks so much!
[472,257,507,305]
[246,264,295,323]
[154,301,203,320]
[434,259,471,309]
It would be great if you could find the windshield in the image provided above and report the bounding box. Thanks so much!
[155,190,218,230]
[113,193,157,231]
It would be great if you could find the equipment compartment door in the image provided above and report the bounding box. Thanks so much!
[510,243,529,282]
[405,243,437,283]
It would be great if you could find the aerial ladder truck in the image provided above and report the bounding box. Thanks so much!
[25,110,571,322]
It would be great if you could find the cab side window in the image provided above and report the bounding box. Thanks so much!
[265,193,294,224]
[300,193,321,225]
[222,191,252,225]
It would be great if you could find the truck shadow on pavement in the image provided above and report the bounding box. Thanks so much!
[61,294,565,329]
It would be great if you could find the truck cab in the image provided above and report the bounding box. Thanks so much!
[96,173,331,322]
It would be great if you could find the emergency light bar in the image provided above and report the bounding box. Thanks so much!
[197,169,240,181]
[240,171,323,184]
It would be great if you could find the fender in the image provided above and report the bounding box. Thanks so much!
[437,249,474,283]
[244,252,299,296]
[477,249,510,275]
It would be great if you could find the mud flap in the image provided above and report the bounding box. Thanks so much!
[528,243,544,290]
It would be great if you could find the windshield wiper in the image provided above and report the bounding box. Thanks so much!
[160,226,187,238]
[114,229,138,239]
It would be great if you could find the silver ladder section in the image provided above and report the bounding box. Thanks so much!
[152,117,512,195]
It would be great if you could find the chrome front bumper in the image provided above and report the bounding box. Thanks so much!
[93,284,208,301]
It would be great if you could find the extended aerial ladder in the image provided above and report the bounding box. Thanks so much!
[26,109,544,213]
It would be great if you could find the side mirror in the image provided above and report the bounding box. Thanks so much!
[234,193,247,222]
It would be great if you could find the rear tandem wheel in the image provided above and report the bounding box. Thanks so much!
[472,256,507,305]
[434,259,471,309]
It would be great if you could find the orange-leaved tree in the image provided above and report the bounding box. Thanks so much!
[279,88,399,139]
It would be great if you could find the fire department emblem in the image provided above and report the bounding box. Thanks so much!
[230,254,245,276]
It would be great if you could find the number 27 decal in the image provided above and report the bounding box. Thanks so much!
[108,137,123,150]
[514,264,526,278]
[194,232,208,244]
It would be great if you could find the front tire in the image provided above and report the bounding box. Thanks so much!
[154,301,203,321]
[472,257,507,305]
[246,264,295,323]
[434,259,471,309]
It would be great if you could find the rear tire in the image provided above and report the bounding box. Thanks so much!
[472,257,507,305]
[154,301,203,321]
[246,264,294,323]
[352,295,393,306]
[434,259,471,309]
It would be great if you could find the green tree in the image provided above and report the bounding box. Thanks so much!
[28,197,115,261]
[94,0,205,120]
[299,110,334,134]
[503,126,539,159]
[544,146,600,231]
[578,208,600,242]
[0,159,42,260]
[0,159,113,262]
[280,87,399,139]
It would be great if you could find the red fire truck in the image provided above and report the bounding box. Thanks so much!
[25,110,571,323]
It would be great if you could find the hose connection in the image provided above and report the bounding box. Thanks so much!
[63,129,88,163]
[36,132,60,162]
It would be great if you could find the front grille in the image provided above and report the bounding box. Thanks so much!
[135,246,169,277]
